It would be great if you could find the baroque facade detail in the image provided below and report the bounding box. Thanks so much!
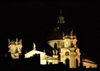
[8,38,22,59]
[7,10,97,68]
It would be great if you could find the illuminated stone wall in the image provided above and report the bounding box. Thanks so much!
[82,59,97,68]
[47,31,81,68]
[8,38,22,59]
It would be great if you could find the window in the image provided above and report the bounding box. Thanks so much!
[54,43,57,50]
[76,59,78,68]
[66,59,70,68]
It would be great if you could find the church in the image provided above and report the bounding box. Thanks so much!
[8,10,97,68]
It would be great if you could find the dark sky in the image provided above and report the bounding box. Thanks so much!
[0,1,99,65]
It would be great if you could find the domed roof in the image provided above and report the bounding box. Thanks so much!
[47,25,72,40]
[47,10,73,40]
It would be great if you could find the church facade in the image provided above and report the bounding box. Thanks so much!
[7,10,97,68]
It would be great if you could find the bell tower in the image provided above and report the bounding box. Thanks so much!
[8,38,22,59]
[59,30,80,68]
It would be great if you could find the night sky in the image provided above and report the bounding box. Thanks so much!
[0,1,99,65]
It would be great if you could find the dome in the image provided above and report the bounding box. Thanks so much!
[47,10,73,40]
[47,25,72,40]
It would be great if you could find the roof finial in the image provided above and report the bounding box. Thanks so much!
[33,43,36,51]
[70,29,74,39]
[70,29,73,36]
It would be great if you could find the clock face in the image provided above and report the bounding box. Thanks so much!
[65,52,69,56]
[64,39,71,48]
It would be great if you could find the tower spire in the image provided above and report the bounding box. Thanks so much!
[70,29,73,36]
[57,9,65,24]
[70,29,74,39]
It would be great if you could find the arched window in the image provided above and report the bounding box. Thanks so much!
[76,59,78,68]
[66,59,70,68]
[54,43,57,50]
